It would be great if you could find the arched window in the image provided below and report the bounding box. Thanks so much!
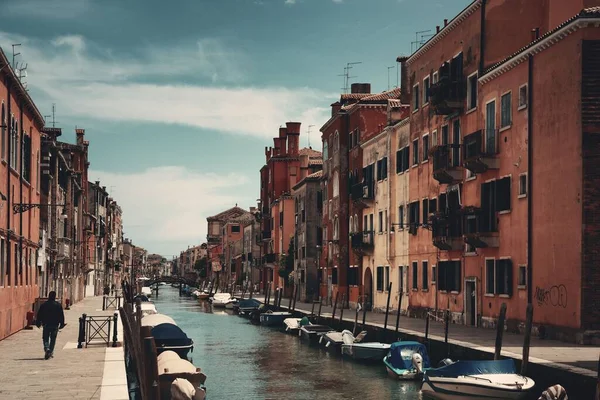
[333,171,339,198]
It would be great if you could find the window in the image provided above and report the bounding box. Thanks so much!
[412,139,419,165]
[279,211,284,227]
[485,100,497,154]
[423,76,430,105]
[363,215,367,232]
[398,205,404,229]
[496,177,511,212]
[333,217,339,240]
[10,116,18,170]
[332,267,338,285]
[231,225,240,233]
[377,157,388,181]
[422,261,428,290]
[422,134,429,161]
[333,171,339,197]
[396,147,410,173]
[376,266,384,291]
[441,125,449,145]
[323,141,328,160]
[431,130,438,147]
[408,201,420,234]
[385,266,390,290]
[467,73,478,110]
[36,151,40,191]
[413,84,420,111]
[348,266,359,286]
[369,213,374,232]
[437,260,461,292]
[300,269,305,283]
[384,210,387,232]
[412,262,418,289]
[518,84,528,110]
[302,246,306,258]
[485,259,495,295]
[518,173,527,198]
[432,265,436,284]
[486,259,513,296]
[501,92,512,128]
[354,214,359,232]
[518,265,527,287]
[422,199,429,225]
[398,266,405,293]
[452,119,460,167]
[429,198,437,214]
[349,216,354,233]
[378,211,383,233]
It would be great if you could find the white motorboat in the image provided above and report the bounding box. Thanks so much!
[422,359,535,400]
[320,330,345,351]
[138,302,158,317]
[211,293,232,308]
[283,317,308,334]
[340,330,391,362]
[225,299,238,310]
[141,286,153,298]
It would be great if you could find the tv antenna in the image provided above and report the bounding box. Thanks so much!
[338,62,362,93]
[387,66,396,90]
[411,30,433,53]
[307,124,315,148]
[11,44,21,69]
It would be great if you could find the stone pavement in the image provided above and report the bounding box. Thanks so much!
[254,295,600,378]
[0,296,127,400]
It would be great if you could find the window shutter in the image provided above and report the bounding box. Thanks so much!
[495,177,511,212]
[396,150,401,173]
[438,262,446,291]
[506,259,514,296]
[455,261,461,293]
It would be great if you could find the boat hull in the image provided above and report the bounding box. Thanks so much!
[342,344,390,362]
[259,313,291,327]
[422,375,534,400]
[155,343,193,359]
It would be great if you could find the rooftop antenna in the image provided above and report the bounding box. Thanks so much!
[340,62,362,93]
[387,66,395,90]
[307,124,315,148]
[411,30,432,53]
[11,44,21,69]
[50,103,59,128]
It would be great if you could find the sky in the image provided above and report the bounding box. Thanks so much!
[0,0,470,258]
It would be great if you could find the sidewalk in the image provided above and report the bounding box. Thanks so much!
[0,296,127,400]
[254,295,600,377]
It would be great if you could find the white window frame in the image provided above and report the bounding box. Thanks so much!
[412,84,420,113]
[485,98,497,154]
[518,264,527,289]
[466,71,478,112]
[423,76,430,106]
[518,84,528,110]
[518,172,527,198]
[422,133,430,163]
[431,129,438,147]
[432,71,439,84]
[500,90,512,131]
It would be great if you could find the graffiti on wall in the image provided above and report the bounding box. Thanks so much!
[535,284,567,308]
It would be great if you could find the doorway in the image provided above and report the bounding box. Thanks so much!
[465,279,477,326]
[364,267,373,311]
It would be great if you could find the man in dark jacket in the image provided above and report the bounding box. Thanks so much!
[36,291,65,359]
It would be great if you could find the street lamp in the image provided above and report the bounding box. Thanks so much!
[13,202,68,215]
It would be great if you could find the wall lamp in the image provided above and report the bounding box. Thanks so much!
[390,222,432,233]
[13,203,68,219]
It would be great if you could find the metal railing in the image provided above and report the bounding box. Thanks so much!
[103,295,122,310]
[77,313,118,348]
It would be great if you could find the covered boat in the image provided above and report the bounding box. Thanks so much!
[139,302,158,317]
[300,324,333,345]
[225,298,238,310]
[142,314,177,328]
[259,311,292,327]
[157,351,206,400]
[151,323,194,358]
[141,286,152,298]
[210,293,232,308]
[237,298,262,316]
[283,317,309,334]
[320,330,346,352]
[133,294,150,302]
[422,359,535,400]
[383,341,430,380]
[171,378,206,400]
[197,291,210,301]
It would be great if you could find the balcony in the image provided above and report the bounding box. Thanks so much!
[430,212,463,251]
[461,206,499,248]
[431,145,463,185]
[351,182,374,207]
[265,253,277,264]
[429,76,465,115]
[463,130,499,174]
[350,232,373,253]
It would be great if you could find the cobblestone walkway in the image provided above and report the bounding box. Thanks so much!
[0,296,122,400]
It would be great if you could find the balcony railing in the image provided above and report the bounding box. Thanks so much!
[429,77,465,115]
[430,212,463,251]
[463,130,499,173]
[431,145,463,184]
[350,182,374,203]
[362,231,374,250]
[264,253,276,264]
[461,206,499,248]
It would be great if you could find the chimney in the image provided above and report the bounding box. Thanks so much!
[273,138,281,156]
[444,19,448,26]
[95,180,100,186]
[278,127,287,156]
[436,26,440,33]
[350,83,371,94]
[76,128,85,146]
[286,122,301,156]
[331,102,342,116]
[396,56,410,104]
[265,146,272,162]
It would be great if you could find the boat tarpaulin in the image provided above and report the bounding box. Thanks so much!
[426,359,517,378]
[388,341,431,370]
[152,323,193,347]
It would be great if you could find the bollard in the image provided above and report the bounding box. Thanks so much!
[521,303,534,375]
[494,303,507,360]
[112,312,119,347]
[77,313,87,348]
[102,295,106,311]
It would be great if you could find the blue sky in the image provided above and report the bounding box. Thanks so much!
[0,0,470,257]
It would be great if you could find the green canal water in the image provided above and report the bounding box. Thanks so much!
[153,286,423,399]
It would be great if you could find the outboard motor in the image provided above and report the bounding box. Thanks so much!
[438,358,454,367]
[411,353,424,374]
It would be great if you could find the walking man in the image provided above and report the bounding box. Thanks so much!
[36,291,65,360]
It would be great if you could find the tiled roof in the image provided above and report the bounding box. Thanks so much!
[362,87,402,102]
[309,159,323,165]
[340,93,371,100]
[299,147,322,157]
[481,7,600,82]
[207,206,247,222]
[307,170,323,179]
[388,99,409,108]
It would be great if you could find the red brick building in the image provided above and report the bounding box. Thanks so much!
[400,0,600,341]
[0,48,45,340]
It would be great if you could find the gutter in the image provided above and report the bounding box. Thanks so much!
[527,29,539,305]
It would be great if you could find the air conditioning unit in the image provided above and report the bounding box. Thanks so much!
[362,186,369,198]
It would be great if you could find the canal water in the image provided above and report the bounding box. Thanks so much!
[153,286,422,399]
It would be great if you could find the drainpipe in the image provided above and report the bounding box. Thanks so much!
[345,111,350,309]
[526,28,538,305]
[6,76,11,287]
[19,101,23,286]
[479,0,487,75]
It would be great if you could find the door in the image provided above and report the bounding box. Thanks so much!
[485,100,496,154]
[364,267,373,311]
[465,280,477,326]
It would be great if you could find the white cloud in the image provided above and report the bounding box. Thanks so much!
[332,0,343,3]
[4,0,91,19]
[285,0,297,4]
[0,31,333,140]
[90,167,253,255]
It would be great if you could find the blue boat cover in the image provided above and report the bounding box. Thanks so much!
[426,359,516,378]
[239,298,261,308]
[151,323,192,347]
[388,341,431,370]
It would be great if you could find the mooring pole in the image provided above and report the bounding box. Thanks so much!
[444,309,450,357]
[288,284,294,310]
[395,288,403,339]
[317,296,323,323]
[425,308,430,341]
[331,292,339,322]
[292,285,298,311]
[311,299,316,316]
[521,303,534,375]
[339,293,345,325]
[361,296,368,330]
[382,282,393,341]
[353,304,359,336]
[494,303,507,360]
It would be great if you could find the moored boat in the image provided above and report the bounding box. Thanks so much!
[299,324,333,345]
[340,330,390,362]
[157,351,206,400]
[225,298,238,310]
[259,311,292,327]
[320,330,345,352]
[197,291,210,301]
[421,359,535,400]
[141,286,152,298]
[138,302,158,317]
[211,293,232,308]
[236,298,262,316]
[151,323,194,358]
[383,341,430,380]
[283,316,309,334]
[142,313,177,328]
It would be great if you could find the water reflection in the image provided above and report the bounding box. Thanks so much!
[153,287,422,399]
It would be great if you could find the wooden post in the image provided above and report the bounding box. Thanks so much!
[444,309,450,356]
[395,288,403,339]
[361,296,368,330]
[179,282,182,296]
[143,336,160,400]
[288,285,294,310]
[249,282,254,299]
[331,292,339,322]
[382,282,393,341]
[521,303,534,376]
[208,277,215,297]
[596,353,599,400]
[278,287,284,308]
[494,303,507,360]
[425,309,430,341]
[353,305,359,336]
[339,293,345,325]
[274,288,280,310]
[317,296,323,323]
[311,299,316,316]
[292,285,298,311]
[135,298,142,338]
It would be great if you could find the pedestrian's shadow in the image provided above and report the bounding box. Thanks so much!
[14,357,46,361]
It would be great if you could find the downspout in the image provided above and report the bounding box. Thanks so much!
[6,77,11,287]
[345,111,351,309]
[19,101,23,285]
[526,28,538,305]
[479,0,487,75]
